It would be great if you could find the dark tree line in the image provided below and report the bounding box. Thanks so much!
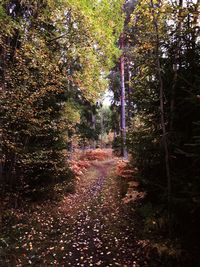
[110,0,200,265]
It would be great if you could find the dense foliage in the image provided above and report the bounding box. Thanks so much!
[110,0,200,265]
[1,0,200,266]
[0,0,123,192]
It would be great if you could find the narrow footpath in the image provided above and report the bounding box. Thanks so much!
[58,159,139,267]
[1,156,146,266]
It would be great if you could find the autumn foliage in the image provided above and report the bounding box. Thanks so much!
[69,149,112,178]
[80,149,112,161]
[116,160,136,179]
[116,160,145,204]
[69,160,91,178]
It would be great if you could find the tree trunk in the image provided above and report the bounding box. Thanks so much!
[150,0,171,205]
[120,33,128,159]
[127,61,132,127]
[92,113,96,149]
[100,113,104,149]
[170,0,183,132]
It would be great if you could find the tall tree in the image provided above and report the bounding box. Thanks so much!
[122,0,200,264]
[120,32,128,159]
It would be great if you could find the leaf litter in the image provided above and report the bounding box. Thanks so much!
[1,150,146,266]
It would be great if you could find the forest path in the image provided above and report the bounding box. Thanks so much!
[1,153,144,266]
[54,158,140,266]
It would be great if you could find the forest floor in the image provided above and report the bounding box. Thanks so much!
[1,149,147,267]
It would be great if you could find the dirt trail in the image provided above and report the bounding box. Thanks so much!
[1,156,144,266]
[54,158,140,266]
[60,159,117,215]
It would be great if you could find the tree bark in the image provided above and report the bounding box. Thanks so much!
[92,113,96,149]
[170,0,183,132]
[150,0,171,205]
[127,61,132,127]
[120,33,128,159]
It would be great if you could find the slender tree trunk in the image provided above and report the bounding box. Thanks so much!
[100,113,104,149]
[92,113,96,149]
[190,0,199,61]
[120,33,128,159]
[150,0,171,204]
[127,61,132,127]
[170,0,183,132]
[0,38,6,184]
